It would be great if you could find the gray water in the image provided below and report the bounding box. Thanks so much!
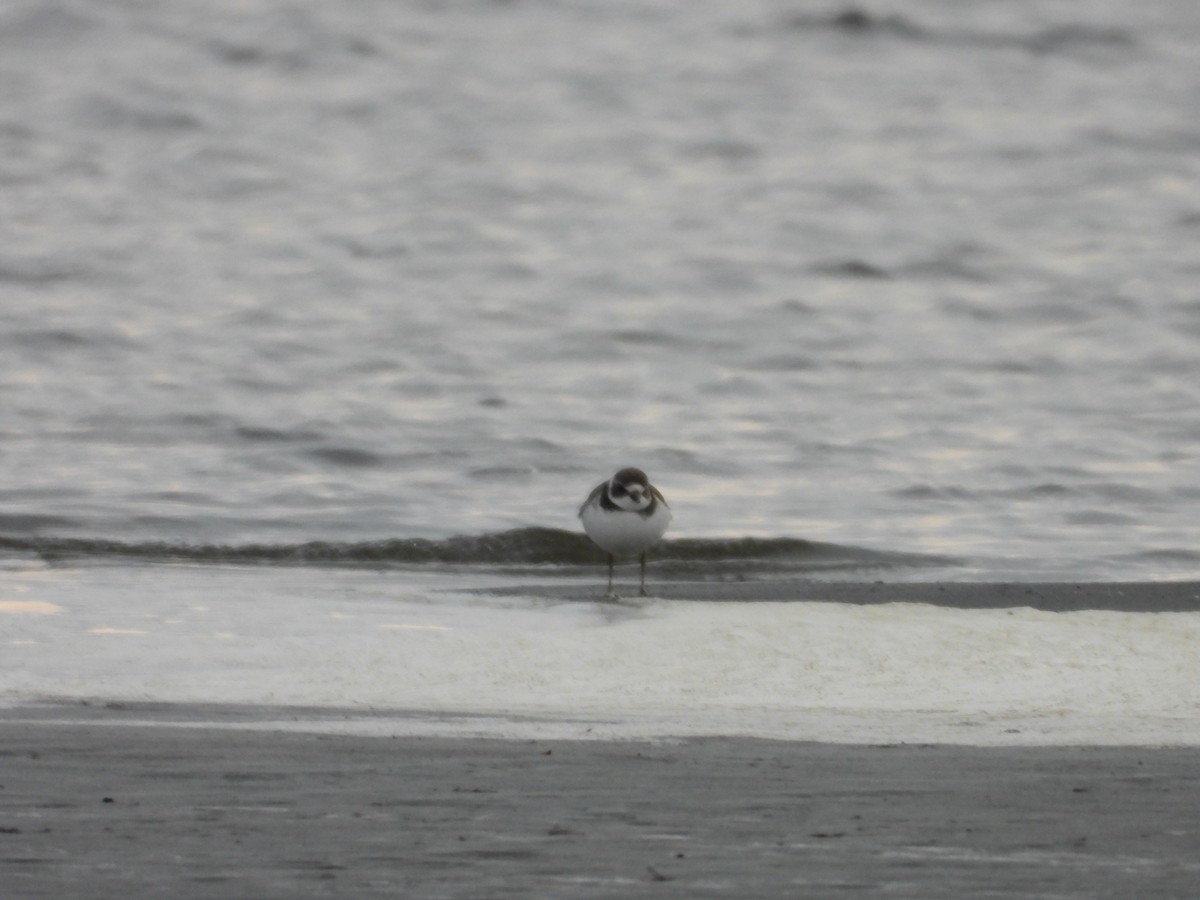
[3,0,1200,580]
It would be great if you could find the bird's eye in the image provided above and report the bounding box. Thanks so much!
[612,484,627,496]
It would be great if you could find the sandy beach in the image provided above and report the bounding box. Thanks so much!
[4,575,1199,896]
[2,703,1199,899]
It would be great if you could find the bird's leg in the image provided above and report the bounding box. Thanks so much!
[639,551,648,597]
[605,553,618,600]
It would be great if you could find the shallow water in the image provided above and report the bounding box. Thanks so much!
[4,565,1199,744]
[2,0,1200,580]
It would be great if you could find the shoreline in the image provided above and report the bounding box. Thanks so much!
[3,716,1198,899]
[484,579,1200,612]
[3,692,1198,751]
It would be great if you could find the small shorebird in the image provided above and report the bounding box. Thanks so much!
[578,467,672,598]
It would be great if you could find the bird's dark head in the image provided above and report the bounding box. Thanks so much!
[608,467,652,510]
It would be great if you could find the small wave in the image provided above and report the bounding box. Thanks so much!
[0,514,81,533]
[892,482,1172,506]
[784,7,1135,56]
[785,8,926,39]
[811,259,891,280]
[0,528,950,576]
[234,425,326,444]
[1020,25,1135,54]
[1125,548,1200,565]
[0,258,81,285]
[307,447,386,468]
[5,326,140,352]
[9,328,89,348]
[893,485,976,502]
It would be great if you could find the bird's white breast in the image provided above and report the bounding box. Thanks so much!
[580,501,672,557]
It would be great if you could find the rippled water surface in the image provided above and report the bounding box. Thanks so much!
[3,0,1200,579]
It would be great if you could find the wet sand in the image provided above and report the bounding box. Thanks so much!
[495,580,1200,612]
[2,706,1198,899]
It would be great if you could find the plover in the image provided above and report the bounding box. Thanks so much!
[578,467,672,598]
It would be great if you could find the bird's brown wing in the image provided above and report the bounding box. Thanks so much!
[578,481,606,518]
